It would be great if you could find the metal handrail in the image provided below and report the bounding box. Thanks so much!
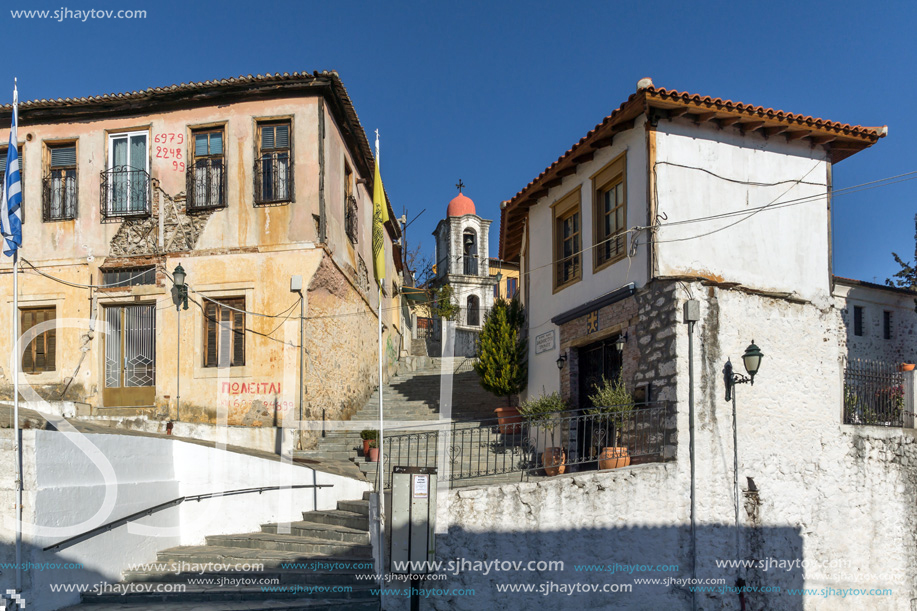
[43,484,332,552]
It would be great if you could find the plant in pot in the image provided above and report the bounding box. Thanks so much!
[367,439,379,463]
[360,430,377,456]
[587,372,634,470]
[519,391,567,476]
[473,297,528,434]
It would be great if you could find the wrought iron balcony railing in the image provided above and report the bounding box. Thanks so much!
[345,195,359,243]
[378,401,675,489]
[100,166,151,221]
[42,169,78,221]
[254,152,293,206]
[186,158,226,212]
[843,358,905,427]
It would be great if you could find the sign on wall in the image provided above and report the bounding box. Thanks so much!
[535,330,555,354]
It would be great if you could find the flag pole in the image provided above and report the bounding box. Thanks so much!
[375,130,385,553]
[11,77,22,594]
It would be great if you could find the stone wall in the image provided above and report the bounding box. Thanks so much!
[424,282,917,610]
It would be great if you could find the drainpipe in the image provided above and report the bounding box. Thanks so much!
[683,299,700,611]
[318,97,327,244]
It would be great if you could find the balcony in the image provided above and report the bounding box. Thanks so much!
[100,166,151,221]
[345,195,358,243]
[254,153,293,206]
[186,158,225,212]
[42,170,78,221]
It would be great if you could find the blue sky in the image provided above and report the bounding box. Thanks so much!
[3,0,915,283]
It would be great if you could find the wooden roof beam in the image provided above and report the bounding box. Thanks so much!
[763,125,789,137]
[590,135,615,149]
[716,116,741,128]
[557,166,577,178]
[543,177,563,189]
[667,107,690,118]
[571,151,594,164]
[785,130,809,141]
[809,134,837,145]
[693,111,717,123]
[739,121,765,134]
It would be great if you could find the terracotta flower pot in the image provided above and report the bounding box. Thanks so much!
[368,448,379,462]
[543,447,566,476]
[494,406,523,435]
[599,446,631,470]
[900,363,915,372]
[363,439,371,455]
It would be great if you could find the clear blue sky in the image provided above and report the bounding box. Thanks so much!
[3,0,915,283]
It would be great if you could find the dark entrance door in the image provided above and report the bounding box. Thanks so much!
[575,335,623,467]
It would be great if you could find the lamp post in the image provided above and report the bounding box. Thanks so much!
[722,339,763,597]
[171,264,189,423]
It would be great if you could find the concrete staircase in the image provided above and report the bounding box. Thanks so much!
[61,495,379,610]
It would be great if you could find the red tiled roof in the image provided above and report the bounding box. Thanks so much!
[499,82,887,261]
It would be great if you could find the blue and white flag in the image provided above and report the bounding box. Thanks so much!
[0,81,21,257]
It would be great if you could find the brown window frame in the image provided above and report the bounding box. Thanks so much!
[202,297,246,368]
[21,306,56,373]
[552,187,582,292]
[592,153,627,272]
[254,120,293,206]
[187,127,226,212]
[43,141,78,222]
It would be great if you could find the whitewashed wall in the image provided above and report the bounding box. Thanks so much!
[524,118,650,397]
[1,429,369,611]
[654,119,830,304]
[430,284,917,611]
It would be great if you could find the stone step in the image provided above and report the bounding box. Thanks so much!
[298,510,368,531]
[155,546,374,572]
[122,569,368,587]
[298,450,357,461]
[76,583,378,605]
[205,533,372,558]
[261,521,369,544]
[62,599,379,610]
[336,500,369,516]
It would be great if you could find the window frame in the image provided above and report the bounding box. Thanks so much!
[202,297,246,368]
[20,306,56,374]
[254,118,294,206]
[592,152,627,272]
[853,305,864,337]
[883,310,892,340]
[552,187,582,293]
[187,126,226,212]
[42,140,78,222]
[103,128,151,219]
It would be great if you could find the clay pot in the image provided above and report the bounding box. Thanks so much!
[368,448,380,462]
[598,447,631,470]
[900,363,915,372]
[363,439,372,456]
[494,406,523,435]
[543,447,566,476]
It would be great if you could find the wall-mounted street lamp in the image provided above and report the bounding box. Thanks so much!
[723,340,763,400]
[615,332,629,352]
[722,339,764,599]
[556,352,567,370]
[171,264,189,423]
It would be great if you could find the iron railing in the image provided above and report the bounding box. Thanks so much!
[254,152,293,205]
[843,358,905,427]
[345,195,359,243]
[416,317,433,339]
[42,170,78,221]
[186,158,225,212]
[100,166,151,221]
[379,401,674,489]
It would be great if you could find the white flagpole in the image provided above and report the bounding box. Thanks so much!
[11,77,22,594]
[375,130,385,542]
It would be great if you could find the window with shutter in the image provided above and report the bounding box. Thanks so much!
[20,306,56,373]
[203,298,245,367]
[255,121,292,205]
[44,142,78,221]
[188,129,225,211]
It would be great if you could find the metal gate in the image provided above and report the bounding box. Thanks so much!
[103,304,156,407]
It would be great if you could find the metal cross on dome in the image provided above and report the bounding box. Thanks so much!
[455,179,466,193]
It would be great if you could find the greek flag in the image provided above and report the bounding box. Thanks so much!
[0,82,21,257]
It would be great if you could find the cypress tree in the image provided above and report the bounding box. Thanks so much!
[473,297,527,406]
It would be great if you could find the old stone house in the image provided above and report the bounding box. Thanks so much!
[0,72,405,447]
[470,79,917,609]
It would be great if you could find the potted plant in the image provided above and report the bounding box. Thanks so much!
[519,391,567,476]
[367,440,379,463]
[474,297,528,434]
[360,429,377,456]
[587,372,634,470]
[900,363,915,372]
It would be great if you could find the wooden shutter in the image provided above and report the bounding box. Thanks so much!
[204,301,217,367]
[45,309,56,371]
[20,310,34,373]
[232,307,244,366]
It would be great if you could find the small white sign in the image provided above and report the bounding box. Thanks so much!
[535,330,556,354]
[413,474,429,498]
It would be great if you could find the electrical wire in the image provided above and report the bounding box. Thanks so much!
[21,258,158,288]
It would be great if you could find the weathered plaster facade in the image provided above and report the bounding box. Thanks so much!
[0,73,405,434]
[834,276,917,365]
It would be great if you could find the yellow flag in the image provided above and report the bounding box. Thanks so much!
[372,155,389,283]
